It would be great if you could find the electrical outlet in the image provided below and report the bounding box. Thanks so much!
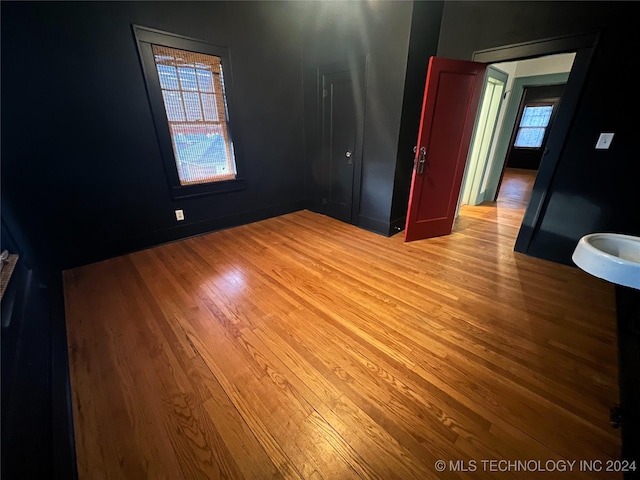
[175,209,184,221]
[595,132,614,149]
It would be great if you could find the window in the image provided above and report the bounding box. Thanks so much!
[513,105,554,149]
[134,26,245,199]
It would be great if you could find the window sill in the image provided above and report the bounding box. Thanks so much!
[170,177,247,200]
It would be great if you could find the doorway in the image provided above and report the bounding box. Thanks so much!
[492,83,565,206]
[471,33,598,254]
[459,66,509,208]
[318,60,365,225]
[458,53,575,213]
[504,84,564,170]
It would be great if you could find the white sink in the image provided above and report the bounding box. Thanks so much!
[572,233,640,290]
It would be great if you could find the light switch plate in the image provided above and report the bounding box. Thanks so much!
[595,133,614,149]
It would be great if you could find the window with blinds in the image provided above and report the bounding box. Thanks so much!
[513,105,554,149]
[134,26,245,199]
[152,46,237,186]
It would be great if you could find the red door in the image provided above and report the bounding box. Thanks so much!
[404,57,487,242]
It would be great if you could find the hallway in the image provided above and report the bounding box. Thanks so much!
[453,167,537,243]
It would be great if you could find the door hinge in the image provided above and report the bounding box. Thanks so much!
[322,89,328,98]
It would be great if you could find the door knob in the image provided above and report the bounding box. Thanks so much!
[415,146,427,174]
[345,150,353,165]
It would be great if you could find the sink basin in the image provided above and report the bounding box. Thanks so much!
[572,233,640,290]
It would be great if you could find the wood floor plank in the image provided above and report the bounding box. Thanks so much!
[253,214,617,424]
[65,169,621,479]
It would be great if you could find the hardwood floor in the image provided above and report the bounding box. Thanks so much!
[64,169,620,479]
[495,168,536,209]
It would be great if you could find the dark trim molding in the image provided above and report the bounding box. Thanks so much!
[389,216,406,236]
[50,276,78,480]
[358,214,390,237]
[473,32,599,64]
[472,33,600,255]
[353,55,370,225]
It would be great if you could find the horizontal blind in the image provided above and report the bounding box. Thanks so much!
[514,105,553,148]
[152,45,237,185]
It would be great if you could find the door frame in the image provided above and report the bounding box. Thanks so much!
[472,32,599,255]
[459,65,509,209]
[317,58,367,225]
[483,71,571,203]
[496,84,564,193]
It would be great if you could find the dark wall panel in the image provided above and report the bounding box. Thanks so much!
[438,1,606,60]
[302,1,414,233]
[528,26,640,263]
[390,0,444,233]
[1,1,307,273]
[438,1,640,265]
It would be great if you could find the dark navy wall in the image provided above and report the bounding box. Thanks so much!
[7,1,636,273]
[1,1,443,272]
[438,1,640,265]
[1,1,308,274]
